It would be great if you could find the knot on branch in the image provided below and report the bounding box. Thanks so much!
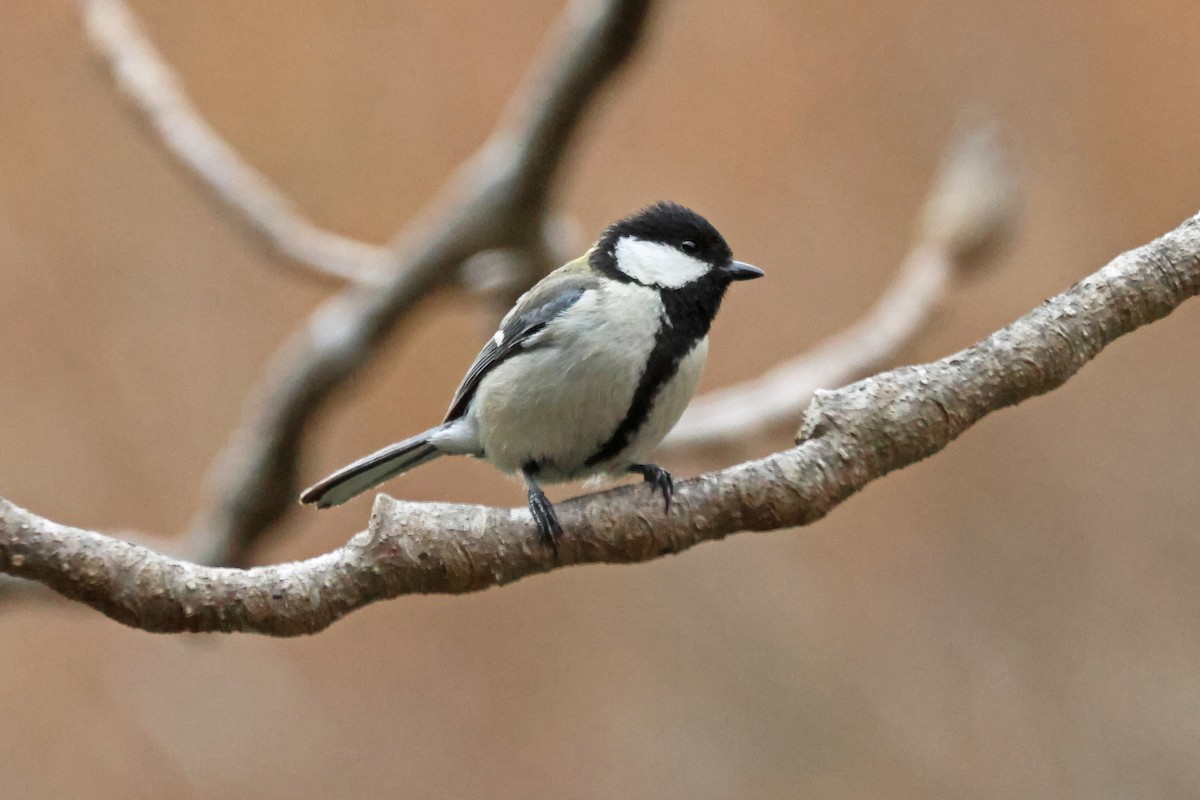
[796,389,839,442]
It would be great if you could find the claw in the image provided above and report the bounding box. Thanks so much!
[527,485,563,552]
[629,464,673,515]
[523,466,562,556]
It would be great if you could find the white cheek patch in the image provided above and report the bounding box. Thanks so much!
[614,237,710,288]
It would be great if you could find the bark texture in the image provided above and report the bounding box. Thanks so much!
[1,211,1196,636]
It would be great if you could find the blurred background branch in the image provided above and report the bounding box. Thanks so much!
[2,208,1196,634]
[137,0,656,566]
[0,574,22,601]
[5,2,1200,794]
[78,0,1016,569]
[82,0,394,285]
[665,125,1016,450]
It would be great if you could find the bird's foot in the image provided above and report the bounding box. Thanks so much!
[526,481,563,554]
[629,463,673,514]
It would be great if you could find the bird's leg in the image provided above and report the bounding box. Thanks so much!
[522,465,562,552]
[628,463,674,514]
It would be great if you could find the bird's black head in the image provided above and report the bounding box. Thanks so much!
[590,201,763,290]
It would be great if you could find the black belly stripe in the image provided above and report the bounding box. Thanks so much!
[584,279,727,467]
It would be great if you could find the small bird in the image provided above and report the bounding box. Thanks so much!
[300,201,763,544]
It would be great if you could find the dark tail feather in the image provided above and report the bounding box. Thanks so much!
[299,426,447,508]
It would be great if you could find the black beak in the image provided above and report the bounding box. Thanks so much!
[722,260,765,281]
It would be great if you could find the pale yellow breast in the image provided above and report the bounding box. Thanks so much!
[472,283,663,478]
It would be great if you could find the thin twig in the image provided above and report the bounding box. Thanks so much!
[3,209,1196,635]
[81,0,394,285]
[664,125,1017,450]
[0,574,25,602]
[182,0,655,566]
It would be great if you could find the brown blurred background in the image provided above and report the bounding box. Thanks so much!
[2,1,1200,797]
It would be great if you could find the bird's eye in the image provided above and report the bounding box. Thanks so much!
[680,240,698,255]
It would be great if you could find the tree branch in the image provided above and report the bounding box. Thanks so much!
[0,574,25,601]
[81,0,394,285]
[4,210,1196,636]
[496,0,654,216]
[664,125,1017,450]
[181,0,654,567]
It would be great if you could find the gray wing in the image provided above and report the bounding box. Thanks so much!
[443,277,593,423]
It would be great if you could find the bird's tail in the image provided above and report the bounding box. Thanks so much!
[299,425,448,509]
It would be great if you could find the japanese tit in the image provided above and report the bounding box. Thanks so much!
[300,201,763,544]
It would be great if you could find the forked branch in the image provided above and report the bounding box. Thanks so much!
[81,0,394,284]
[3,210,1195,635]
[80,0,1013,571]
[174,0,654,566]
[664,125,1016,449]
